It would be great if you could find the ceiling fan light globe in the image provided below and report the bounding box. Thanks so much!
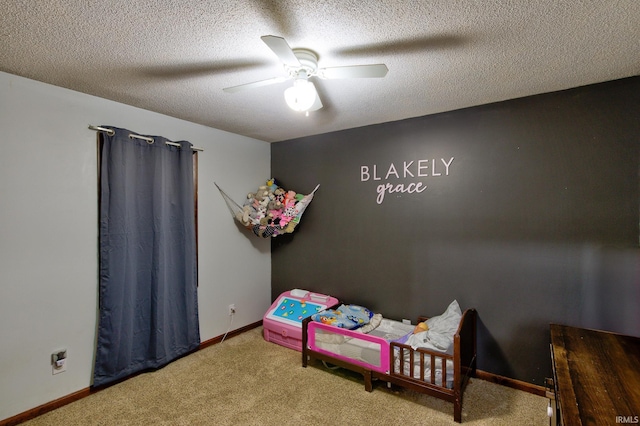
[284,79,317,111]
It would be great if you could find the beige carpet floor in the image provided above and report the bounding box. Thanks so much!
[23,327,549,425]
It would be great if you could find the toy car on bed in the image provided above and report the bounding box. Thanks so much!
[301,300,477,423]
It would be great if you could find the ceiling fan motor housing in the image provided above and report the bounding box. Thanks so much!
[288,49,318,78]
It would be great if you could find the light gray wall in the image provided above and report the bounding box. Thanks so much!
[0,71,271,421]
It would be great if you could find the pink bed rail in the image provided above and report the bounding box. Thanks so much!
[307,321,392,373]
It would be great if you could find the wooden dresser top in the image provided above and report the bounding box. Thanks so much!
[550,324,640,426]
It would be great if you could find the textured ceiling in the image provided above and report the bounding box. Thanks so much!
[1,1,639,142]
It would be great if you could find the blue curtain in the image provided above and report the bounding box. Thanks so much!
[94,127,200,387]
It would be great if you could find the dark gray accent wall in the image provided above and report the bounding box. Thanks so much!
[271,76,640,385]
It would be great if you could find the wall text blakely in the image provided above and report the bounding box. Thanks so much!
[360,158,454,204]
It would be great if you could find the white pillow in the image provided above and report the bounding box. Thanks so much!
[426,299,462,336]
[405,300,462,354]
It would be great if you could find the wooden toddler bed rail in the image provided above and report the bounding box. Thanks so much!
[302,308,477,423]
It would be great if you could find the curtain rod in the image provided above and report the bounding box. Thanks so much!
[89,125,204,152]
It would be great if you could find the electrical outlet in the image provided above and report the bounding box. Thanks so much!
[52,349,67,375]
[228,304,236,316]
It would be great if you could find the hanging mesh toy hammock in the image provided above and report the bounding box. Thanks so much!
[215,179,320,238]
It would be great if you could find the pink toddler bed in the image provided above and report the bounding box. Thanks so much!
[302,301,477,423]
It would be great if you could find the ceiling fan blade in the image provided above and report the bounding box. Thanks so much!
[223,76,288,93]
[318,64,388,79]
[261,35,301,68]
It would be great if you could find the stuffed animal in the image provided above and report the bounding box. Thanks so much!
[238,205,251,225]
[256,186,269,200]
[413,322,429,334]
[283,221,297,233]
[274,187,285,201]
[268,199,282,211]
[268,209,281,222]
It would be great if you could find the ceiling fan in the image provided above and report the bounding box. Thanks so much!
[223,35,389,114]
